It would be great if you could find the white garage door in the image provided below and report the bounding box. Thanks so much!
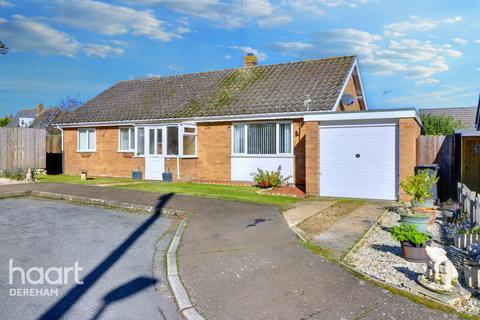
[319,120,398,200]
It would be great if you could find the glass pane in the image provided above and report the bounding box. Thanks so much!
[279,123,291,153]
[120,128,129,150]
[156,128,163,155]
[129,128,135,149]
[247,123,276,154]
[149,129,154,155]
[88,129,95,150]
[167,126,178,155]
[79,130,87,150]
[137,128,145,155]
[233,125,245,153]
[183,135,196,156]
[184,127,196,134]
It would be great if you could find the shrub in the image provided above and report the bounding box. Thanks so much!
[400,171,439,205]
[390,224,430,247]
[0,168,35,181]
[420,114,466,135]
[458,226,480,235]
[251,166,291,189]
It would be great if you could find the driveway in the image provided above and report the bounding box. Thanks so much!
[0,197,181,320]
[179,200,459,319]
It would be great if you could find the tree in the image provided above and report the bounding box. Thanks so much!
[58,96,84,113]
[0,116,12,127]
[420,114,466,135]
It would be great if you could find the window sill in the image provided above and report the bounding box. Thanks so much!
[117,150,135,153]
[77,150,96,153]
[231,154,293,158]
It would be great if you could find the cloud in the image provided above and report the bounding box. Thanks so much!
[384,84,476,107]
[168,65,183,71]
[475,40,480,44]
[56,0,185,41]
[416,78,440,85]
[267,41,315,55]
[0,0,14,7]
[224,54,233,60]
[0,15,80,56]
[384,30,405,38]
[384,16,437,33]
[83,44,124,58]
[477,67,480,72]
[130,0,291,28]
[269,28,462,81]
[452,37,468,45]
[286,0,369,8]
[443,16,462,24]
[228,46,267,61]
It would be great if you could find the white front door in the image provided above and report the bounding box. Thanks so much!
[319,120,398,200]
[145,127,165,180]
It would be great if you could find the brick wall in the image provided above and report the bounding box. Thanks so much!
[304,121,319,195]
[337,75,362,112]
[197,122,231,181]
[293,119,306,189]
[164,158,198,182]
[398,118,421,201]
[63,127,144,178]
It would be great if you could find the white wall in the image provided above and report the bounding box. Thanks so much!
[231,156,294,183]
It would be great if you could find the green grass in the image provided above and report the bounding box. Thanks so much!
[114,182,297,206]
[300,241,338,263]
[37,174,134,185]
[37,174,298,206]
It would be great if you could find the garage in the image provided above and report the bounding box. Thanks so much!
[319,119,398,200]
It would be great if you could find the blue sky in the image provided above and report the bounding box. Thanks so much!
[1,0,479,116]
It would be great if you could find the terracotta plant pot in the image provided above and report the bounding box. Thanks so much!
[400,241,429,263]
[454,233,480,250]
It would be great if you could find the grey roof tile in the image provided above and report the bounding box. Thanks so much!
[419,107,477,128]
[57,56,356,124]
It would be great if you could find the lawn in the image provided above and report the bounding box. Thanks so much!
[37,174,298,206]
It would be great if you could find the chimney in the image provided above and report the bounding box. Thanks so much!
[243,53,257,67]
[37,103,44,115]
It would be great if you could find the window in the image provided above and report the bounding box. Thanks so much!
[233,122,292,155]
[149,129,155,155]
[156,128,163,155]
[119,128,135,151]
[183,126,197,156]
[167,126,178,155]
[136,128,145,156]
[77,128,95,152]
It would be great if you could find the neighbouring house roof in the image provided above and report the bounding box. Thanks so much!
[419,107,477,128]
[56,56,357,124]
[7,108,38,127]
[30,108,61,129]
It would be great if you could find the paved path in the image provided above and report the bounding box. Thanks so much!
[0,183,459,319]
[0,197,180,320]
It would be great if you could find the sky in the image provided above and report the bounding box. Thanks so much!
[0,0,479,116]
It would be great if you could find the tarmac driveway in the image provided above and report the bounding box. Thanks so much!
[0,197,181,320]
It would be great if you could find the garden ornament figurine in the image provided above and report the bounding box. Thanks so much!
[418,245,458,293]
[25,168,34,182]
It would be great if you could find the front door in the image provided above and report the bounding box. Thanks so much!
[145,127,165,180]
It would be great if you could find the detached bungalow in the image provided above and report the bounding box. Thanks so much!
[55,55,421,200]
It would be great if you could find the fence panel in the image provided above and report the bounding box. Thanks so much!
[0,127,46,170]
[46,135,62,154]
[418,135,456,200]
[458,182,480,226]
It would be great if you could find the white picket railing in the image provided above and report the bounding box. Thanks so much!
[458,182,480,226]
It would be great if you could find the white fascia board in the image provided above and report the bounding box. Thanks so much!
[55,110,329,128]
[332,60,357,112]
[355,60,368,110]
[304,108,422,125]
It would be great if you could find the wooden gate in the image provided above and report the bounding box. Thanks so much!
[417,135,457,200]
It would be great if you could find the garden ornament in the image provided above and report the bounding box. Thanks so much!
[418,246,458,293]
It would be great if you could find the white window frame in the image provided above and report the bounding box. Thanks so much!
[77,128,96,152]
[134,127,145,157]
[231,121,293,157]
[181,125,197,157]
[118,127,135,152]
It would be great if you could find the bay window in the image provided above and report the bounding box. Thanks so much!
[233,122,292,155]
[77,128,95,152]
[119,127,135,152]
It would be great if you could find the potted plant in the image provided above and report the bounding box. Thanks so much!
[454,226,480,249]
[399,172,439,233]
[441,199,462,223]
[390,224,431,262]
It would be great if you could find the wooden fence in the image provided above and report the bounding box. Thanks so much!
[46,134,62,154]
[458,182,480,226]
[0,127,46,170]
[417,135,457,200]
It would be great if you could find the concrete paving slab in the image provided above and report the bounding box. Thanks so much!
[283,200,336,226]
[313,202,387,258]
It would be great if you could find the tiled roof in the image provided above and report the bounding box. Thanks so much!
[7,108,38,127]
[419,107,477,128]
[57,56,356,124]
[30,108,61,129]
